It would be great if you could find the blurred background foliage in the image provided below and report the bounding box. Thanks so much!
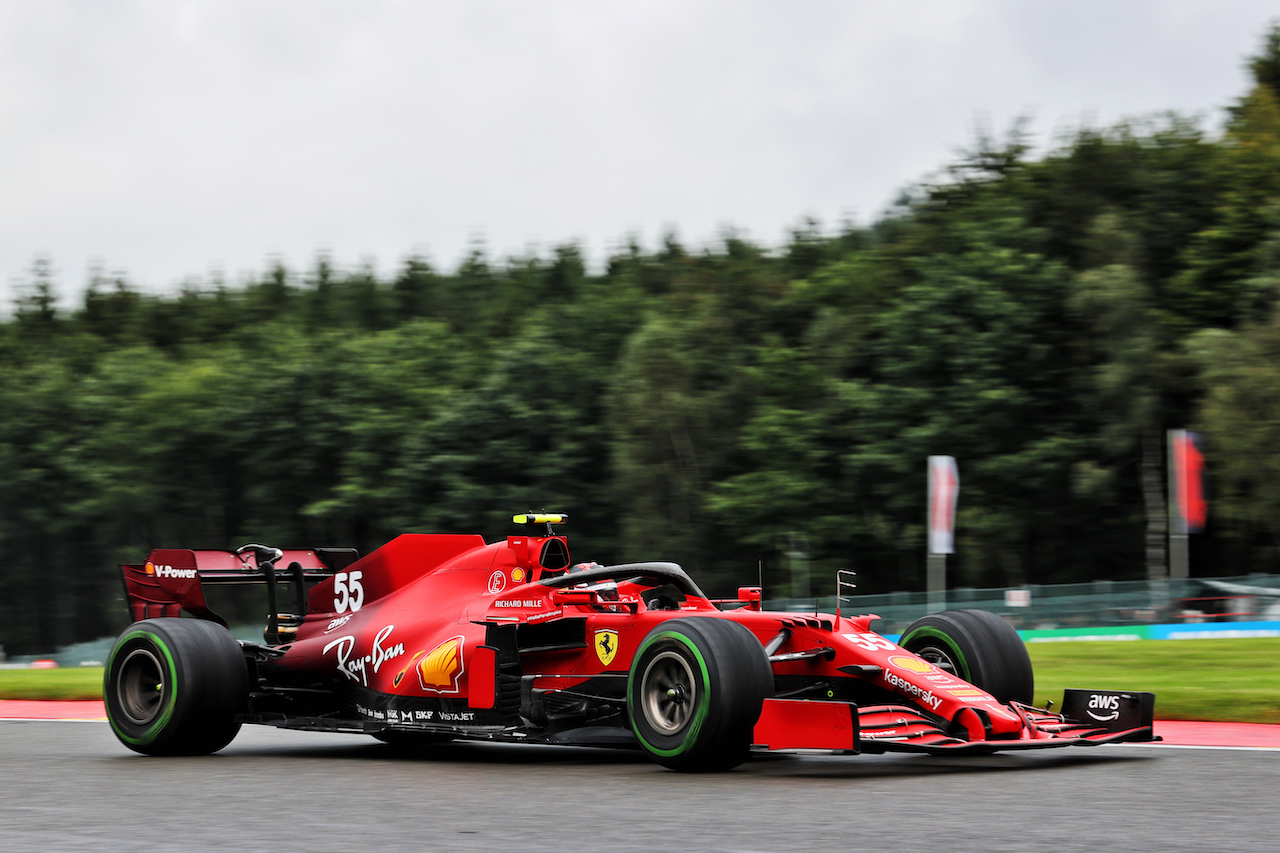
[4,28,1280,654]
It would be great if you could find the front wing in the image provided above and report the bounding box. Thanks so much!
[751,698,1155,756]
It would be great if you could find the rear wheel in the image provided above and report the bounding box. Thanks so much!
[899,609,1033,704]
[627,617,772,772]
[104,618,247,755]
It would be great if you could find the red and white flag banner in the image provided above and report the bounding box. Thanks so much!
[928,455,959,555]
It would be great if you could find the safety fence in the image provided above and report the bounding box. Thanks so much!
[767,573,1280,636]
[6,573,1280,667]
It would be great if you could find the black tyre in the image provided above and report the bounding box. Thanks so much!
[104,618,248,756]
[627,617,772,772]
[899,609,1033,704]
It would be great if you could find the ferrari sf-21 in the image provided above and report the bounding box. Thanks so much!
[106,514,1155,770]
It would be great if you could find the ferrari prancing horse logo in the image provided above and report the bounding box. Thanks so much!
[594,629,619,666]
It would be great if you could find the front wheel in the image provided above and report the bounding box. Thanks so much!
[899,609,1033,705]
[104,618,248,755]
[627,617,772,772]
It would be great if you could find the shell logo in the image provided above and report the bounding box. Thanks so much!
[417,636,465,694]
[144,562,155,575]
[887,655,938,674]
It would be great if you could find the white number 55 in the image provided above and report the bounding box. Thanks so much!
[843,632,896,652]
[333,570,364,613]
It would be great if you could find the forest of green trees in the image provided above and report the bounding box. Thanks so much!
[3,28,1280,655]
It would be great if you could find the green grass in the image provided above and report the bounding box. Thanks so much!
[0,667,104,700]
[1029,638,1280,724]
[3,638,1279,723]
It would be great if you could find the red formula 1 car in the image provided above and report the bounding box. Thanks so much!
[105,514,1155,770]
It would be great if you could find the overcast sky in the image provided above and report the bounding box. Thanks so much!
[2,1,1277,308]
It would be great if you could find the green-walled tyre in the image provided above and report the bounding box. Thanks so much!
[627,617,773,772]
[104,618,248,756]
[899,609,1034,705]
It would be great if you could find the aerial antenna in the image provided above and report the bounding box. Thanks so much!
[836,569,857,621]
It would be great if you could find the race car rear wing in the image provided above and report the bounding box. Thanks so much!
[119,546,359,640]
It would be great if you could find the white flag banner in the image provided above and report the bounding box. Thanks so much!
[928,455,959,554]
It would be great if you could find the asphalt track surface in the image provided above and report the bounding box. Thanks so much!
[2,720,1277,852]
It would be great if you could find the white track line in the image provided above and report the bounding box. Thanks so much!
[0,717,105,723]
[1127,742,1280,752]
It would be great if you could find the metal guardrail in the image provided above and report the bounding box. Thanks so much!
[767,574,1280,635]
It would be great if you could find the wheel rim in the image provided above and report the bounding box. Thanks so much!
[641,649,697,735]
[117,647,166,726]
[912,643,960,676]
